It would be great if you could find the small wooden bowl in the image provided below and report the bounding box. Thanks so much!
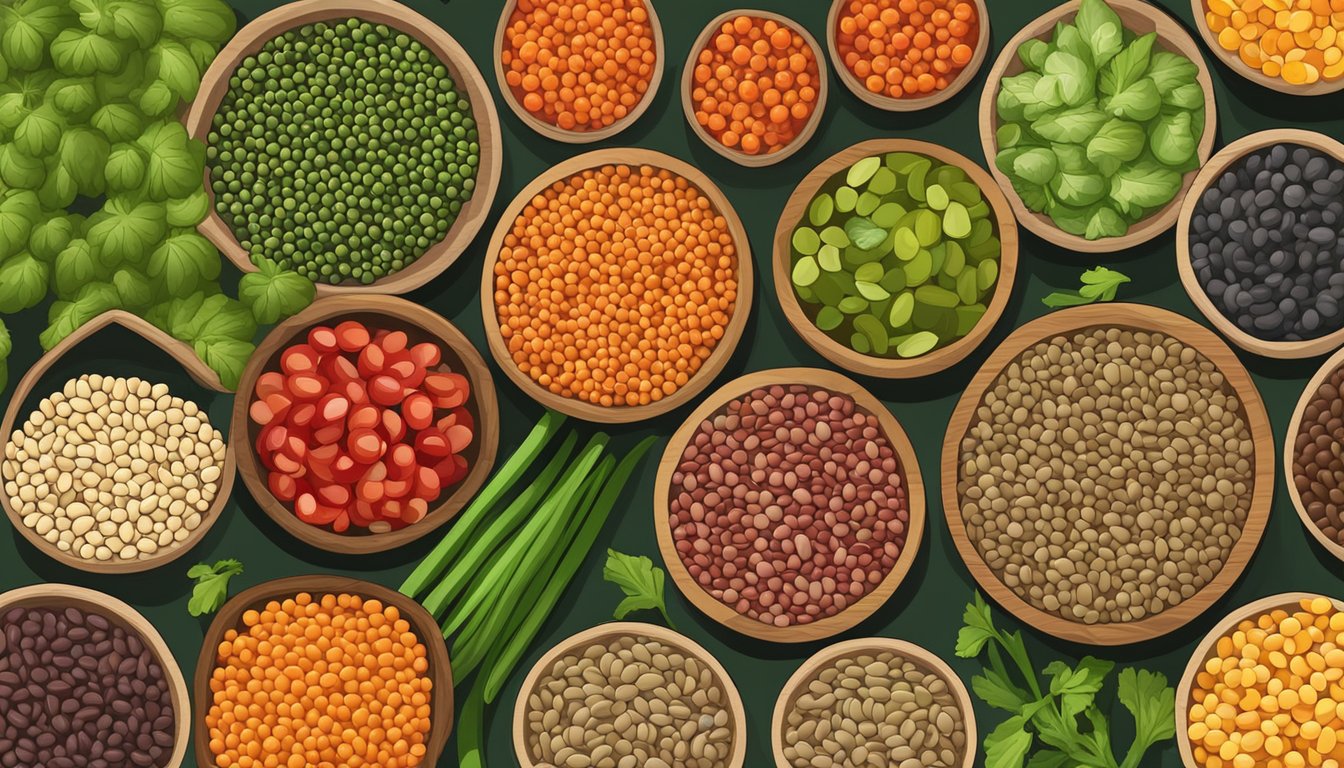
[480,148,753,424]
[941,303,1275,646]
[1177,129,1344,359]
[773,138,1019,379]
[512,622,747,768]
[826,0,990,112]
[0,311,236,574]
[184,0,502,296]
[771,638,977,768]
[194,575,453,768]
[1284,346,1344,563]
[978,0,1218,253]
[681,9,828,167]
[230,295,499,554]
[654,368,926,643]
[495,0,664,143]
[0,583,191,768]
[1189,1,1344,96]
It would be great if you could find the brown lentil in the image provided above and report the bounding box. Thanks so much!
[669,384,909,628]
[1292,361,1344,546]
[955,326,1256,625]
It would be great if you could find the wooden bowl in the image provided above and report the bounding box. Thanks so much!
[230,295,499,554]
[512,621,747,768]
[1177,129,1344,359]
[826,0,991,112]
[1189,0,1344,96]
[0,311,236,574]
[771,637,977,768]
[941,303,1275,646]
[772,138,1020,379]
[1284,345,1344,564]
[681,9,828,167]
[480,148,753,424]
[495,0,664,143]
[978,0,1218,253]
[194,575,453,768]
[654,367,926,643]
[184,0,502,296]
[0,583,191,768]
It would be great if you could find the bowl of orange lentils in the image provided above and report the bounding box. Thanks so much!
[1193,0,1344,95]
[494,0,665,142]
[682,10,828,167]
[827,0,990,111]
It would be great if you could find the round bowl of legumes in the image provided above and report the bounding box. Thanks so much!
[941,303,1275,645]
[184,0,501,295]
[512,622,747,768]
[771,637,976,768]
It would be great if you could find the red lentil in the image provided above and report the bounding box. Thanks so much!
[835,0,979,100]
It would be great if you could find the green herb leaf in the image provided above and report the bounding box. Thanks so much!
[1085,205,1128,241]
[90,102,145,143]
[0,190,40,260]
[15,103,64,156]
[603,549,673,627]
[104,142,147,191]
[137,120,204,200]
[0,317,13,360]
[0,251,50,313]
[1074,0,1123,65]
[112,267,153,309]
[1109,160,1181,216]
[1031,105,1108,144]
[48,76,97,119]
[1042,266,1130,307]
[187,559,244,617]
[88,196,166,266]
[50,27,126,75]
[844,217,887,250]
[52,237,101,299]
[108,0,163,48]
[159,0,237,45]
[165,189,209,227]
[1147,51,1200,94]
[148,40,199,100]
[41,280,119,349]
[59,126,109,196]
[985,716,1034,768]
[237,258,315,324]
[1042,51,1094,107]
[956,593,998,658]
[1086,119,1145,175]
[1045,657,1114,717]
[1117,668,1176,765]
[1150,110,1200,168]
[194,337,252,390]
[974,666,1035,713]
[1100,33,1155,98]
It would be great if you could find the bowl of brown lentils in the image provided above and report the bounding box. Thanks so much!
[941,303,1274,646]
[1286,345,1344,563]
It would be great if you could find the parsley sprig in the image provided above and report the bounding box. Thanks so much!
[1042,266,1131,308]
[602,549,674,628]
[187,559,244,617]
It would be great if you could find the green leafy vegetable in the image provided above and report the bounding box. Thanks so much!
[237,257,315,324]
[0,251,49,312]
[187,558,243,617]
[1041,266,1131,308]
[603,549,674,627]
[1073,0,1123,65]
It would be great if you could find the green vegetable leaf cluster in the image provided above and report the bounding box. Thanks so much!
[995,0,1204,240]
[1042,266,1131,308]
[603,548,674,627]
[187,557,243,617]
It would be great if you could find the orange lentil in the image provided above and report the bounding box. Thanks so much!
[501,0,658,132]
[835,0,979,99]
[494,164,739,409]
[206,593,433,768]
[691,14,820,155]
[1206,0,1344,84]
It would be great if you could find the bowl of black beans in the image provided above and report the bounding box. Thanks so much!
[1178,129,1344,359]
[0,584,189,768]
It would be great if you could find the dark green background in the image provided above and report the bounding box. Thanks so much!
[3,0,1342,765]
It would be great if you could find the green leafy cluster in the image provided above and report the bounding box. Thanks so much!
[994,0,1205,241]
[603,548,674,628]
[186,557,242,617]
[1042,266,1131,308]
[957,594,1176,768]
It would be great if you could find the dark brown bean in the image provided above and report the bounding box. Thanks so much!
[1293,363,1344,547]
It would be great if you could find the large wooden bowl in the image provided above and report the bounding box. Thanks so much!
[1285,345,1344,564]
[194,575,453,768]
[826,0,991,112]
[184,0,502,295]
[512,622,747,768]
[1189,0,1344,96]
[941,303,1274,645]
[773,139,1019,379]
[771,637,977,768]
[1177,129,1344,359]
[654,367,926,643]
[0,311,235,574]
[0,583,191,768]
[230,295,499,554]
[495,0,664,143]
[681,9,828,167]
[480,148,753,424]
[978,0,1217,253]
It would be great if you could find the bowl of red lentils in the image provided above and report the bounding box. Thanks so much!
[1192,0,1344,96]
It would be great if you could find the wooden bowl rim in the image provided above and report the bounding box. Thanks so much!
[479,147,754,424]
[771,138,1020,379]
[770,637,978,768]
[940,303,1275,645]
[653,367,927,643]
[680,9,829,167]
[825,0,991,112]
[1176,129,1344,359]
[510,621,747,768]
[183,0,503,296]
[193,575,453,768]
[0,583,192,768]
[1283,345,1344,564]
[0,311,236,574]
[977,0,1219,253]
[1188,0,1344,96]
[494,0,665,143]
[228,295,500,555]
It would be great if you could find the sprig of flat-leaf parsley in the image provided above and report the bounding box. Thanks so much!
[603,549,674,628]
[187,558,243,617]
[1042,266,1131,308]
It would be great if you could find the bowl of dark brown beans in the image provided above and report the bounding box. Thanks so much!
[0,584,188,768]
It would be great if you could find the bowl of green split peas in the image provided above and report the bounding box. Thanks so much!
[772,139,1019,379]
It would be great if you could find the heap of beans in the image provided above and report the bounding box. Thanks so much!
[249,321,474,534]
[3,374,227,563]
[1205,0,1344,85]
[780,648,967,768]
[669,384,910,628]
[208,18,481,285]
[955,326,1257,625]
[522,633,737,768]
[834,0,980,100]
[500,0,657,133]
[0,603,176,768]
[206,591,433,768]
[494,163,739,408]
[1291,361,1344,546]
[1186,596,1344,768]
[1189,143,1344,342]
